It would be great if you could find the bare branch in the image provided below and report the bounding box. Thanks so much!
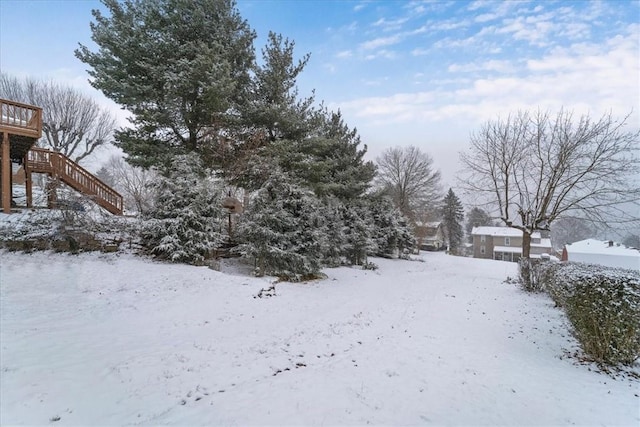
[460,108,640,258]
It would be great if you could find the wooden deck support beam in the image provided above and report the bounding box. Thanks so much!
[2,131,11,214]
[24,153,32,208]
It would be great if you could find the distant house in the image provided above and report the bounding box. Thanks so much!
[415,221,445,251]
[561,239,640,271]
[471,226,553,262]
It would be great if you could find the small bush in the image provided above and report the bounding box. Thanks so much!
[362,261,379,271]
[518,258,545,292]
[542,262,640,365]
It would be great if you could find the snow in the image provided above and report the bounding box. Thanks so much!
[531,238,552,248]
[1,251,638,425]
[566,239,640,271]
[471,227,550,243]
[471,226,532,238]
[493,245,522,253]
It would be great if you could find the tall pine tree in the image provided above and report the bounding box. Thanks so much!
[245,31,315,143]
[270,109,376,201]
[76,0,256,168]
[441,188,464,254]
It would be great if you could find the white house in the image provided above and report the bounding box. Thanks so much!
[471,226,554,262]
[415,221,446,251]
[561,239,640,271]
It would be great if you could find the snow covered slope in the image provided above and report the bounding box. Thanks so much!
[1,251,638,425]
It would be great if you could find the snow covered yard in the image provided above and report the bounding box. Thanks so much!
[1,251,638,426]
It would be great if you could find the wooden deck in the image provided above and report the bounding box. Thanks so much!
[1,98,123,215]
[0,99,42,140]
[26,148,124,215]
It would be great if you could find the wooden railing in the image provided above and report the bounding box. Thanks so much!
[0,99,42,139]
[26,148,123,215]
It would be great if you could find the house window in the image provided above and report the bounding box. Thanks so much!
[480,235,486,243]
[480,245,485,255]
[505,237,511,246]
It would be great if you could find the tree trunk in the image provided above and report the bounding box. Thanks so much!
[522,231,532,259]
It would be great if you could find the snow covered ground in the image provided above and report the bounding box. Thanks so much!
[1,251,638,426]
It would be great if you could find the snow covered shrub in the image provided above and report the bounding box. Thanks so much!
[0,203,134,253]
[235,170,326,281]
[543,262,640,365]
[367,194,416,259]
[518,258,545,292]
[140,154,224,264]
[362,261,379,270]
[341,204,375,266]
[320,199,348,267]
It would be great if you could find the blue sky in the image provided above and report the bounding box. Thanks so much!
[1,0,639,187]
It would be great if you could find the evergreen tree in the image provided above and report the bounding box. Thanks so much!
[76,0,256,168]
[235,170,326,280]
[219,31,316,188]
[441,188,464,253]
[465,207,494,242]
[245,32,315,143]
[341,204,375,266]
[140,154,225,264]
[320,198,348,267]
[270,110,376,201]
[366,193,416,258]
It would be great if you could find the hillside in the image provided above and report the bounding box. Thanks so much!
[1,251,638,425]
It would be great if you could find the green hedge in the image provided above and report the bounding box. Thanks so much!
[540,262,640,365]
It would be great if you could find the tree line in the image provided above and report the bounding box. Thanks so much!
[2,0,637,272]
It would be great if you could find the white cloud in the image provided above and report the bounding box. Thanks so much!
[364,49,398,60]
[361,76,390,87]
[433,35,479,49]
[411,47,430,56]
[373,17,409,31]
[497,13,557,47]
[427,19,469,31]
[336,50,353,59]
[337,28,639,129]
[360,35,403,50]
[475,13,497,23]
[353,2,367,12]
[467,0,492,12]
[448,60,516,73]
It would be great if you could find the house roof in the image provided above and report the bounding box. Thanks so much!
[564,239,640,270]
[493,246,522,253]
[565,239,640,256]
[471,226,542,239]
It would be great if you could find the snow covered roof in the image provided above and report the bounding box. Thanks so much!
[493,246,522,253]
[565,239,640,271]
[566,239,640,256]
[471,226,541,239]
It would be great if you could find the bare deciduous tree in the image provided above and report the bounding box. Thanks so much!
[550,216,598,250]
[460,109,640,258]
[376,145,442,221]
[0,73,117,164]
[101,155,157,214]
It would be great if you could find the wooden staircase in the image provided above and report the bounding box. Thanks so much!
[26,148,123,215]
[1,98,123,215]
